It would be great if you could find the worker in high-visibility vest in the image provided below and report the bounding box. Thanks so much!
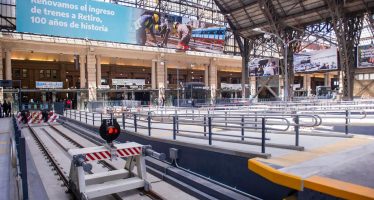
[134,13,160,46]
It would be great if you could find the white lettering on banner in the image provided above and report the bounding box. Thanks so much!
[31,0,79,10]
[77,13,102,23]
[36,81,63,89]
[88,5,115,15]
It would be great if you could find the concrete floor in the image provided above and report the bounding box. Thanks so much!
[64,110,374,192]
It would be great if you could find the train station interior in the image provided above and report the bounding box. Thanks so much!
[1,0,374,200]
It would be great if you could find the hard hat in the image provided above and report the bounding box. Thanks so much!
[173,22,179,29]
[153,13,159,23]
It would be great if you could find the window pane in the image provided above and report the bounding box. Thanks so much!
[52,70,57,79]
[14,69,20,78]
[40,70,44,78]
[22,69,28,78]
[45,70,51,78]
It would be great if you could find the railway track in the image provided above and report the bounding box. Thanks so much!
[27,124,163,200]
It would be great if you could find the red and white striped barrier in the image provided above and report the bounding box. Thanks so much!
[84,146,142,162]
[16,111,60,124]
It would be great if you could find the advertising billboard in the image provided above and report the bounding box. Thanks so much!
[248,58,280,77]
[293,47,338,73]
[16,0,226,53]
[357,45,374,68]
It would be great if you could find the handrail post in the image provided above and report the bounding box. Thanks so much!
[92,113,95,126]
[100,113,103,122]
[134,113,137,132]
[85,111,88,124]
[70,109,72,118]
[75,110,77,120]
[208,116,212,145]
[147,112,151,136]
[255,111,257,128]
[295,115,300,146]
[241,115,245,141]
[176,115,179,133]
[173,115,176,140]
[225,111,227,127]
[203,116,207,136]
[345,109,349,135]
[122,113,125,130]
[261,117,266,153]
[79,111,81,122]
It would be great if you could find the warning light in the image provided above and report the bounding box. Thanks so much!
[100,119,121,143]
[107,127,118,135]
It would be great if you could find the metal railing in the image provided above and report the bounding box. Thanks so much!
[11,117,28,200]
[62,108,330,154]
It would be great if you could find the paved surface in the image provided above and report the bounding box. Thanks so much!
[65,110,374,194]
[0,118,11,200]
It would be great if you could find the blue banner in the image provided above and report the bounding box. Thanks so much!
[17,0,141,43]
[16,0,227,53]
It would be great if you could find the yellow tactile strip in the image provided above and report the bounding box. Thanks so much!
[257,137,373,167]
[248,159,303,191]
[304,176,374,200]
[249,159,374,199]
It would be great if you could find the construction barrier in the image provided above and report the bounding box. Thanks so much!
[16,111,59,124]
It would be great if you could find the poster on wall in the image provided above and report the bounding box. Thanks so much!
[357,45,374,68]
[248,58,279,77]
[16,0,226,53]
[293,47,338,73]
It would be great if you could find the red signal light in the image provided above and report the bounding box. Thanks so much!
[107,127,119,135]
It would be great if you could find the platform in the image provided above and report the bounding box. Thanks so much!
[62,109,374,199]
[249,135,374,199]
[0,118,12,200]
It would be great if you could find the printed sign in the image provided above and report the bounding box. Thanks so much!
[221,83,242,90]
[294,47,338,72]
[16,0,226,53]
[112,79,145,86]
[248,58,280,77]
[36,81,63,89]
[357,45,374,68]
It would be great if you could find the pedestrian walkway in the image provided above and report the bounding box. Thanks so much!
[0,118,12,200]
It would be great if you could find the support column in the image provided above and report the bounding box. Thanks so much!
[79,55,86,89]
[156,59,166,99]
[0,47,3,80]
[304,74,312,96]
[324,73,331,87]
[204,64,209,87]
[279,75,284,98]
[5,49,11,81]
[326,1,364,100]
[241,39,250,99]
[96,55,101,87]
[87,53,97,101]
[4,49,12,101]
[78,55,86,110]
[249,76,256,98]
[151,60,157,89]
[209,58,218,102]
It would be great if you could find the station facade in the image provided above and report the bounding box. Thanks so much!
[1,33,373,107]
